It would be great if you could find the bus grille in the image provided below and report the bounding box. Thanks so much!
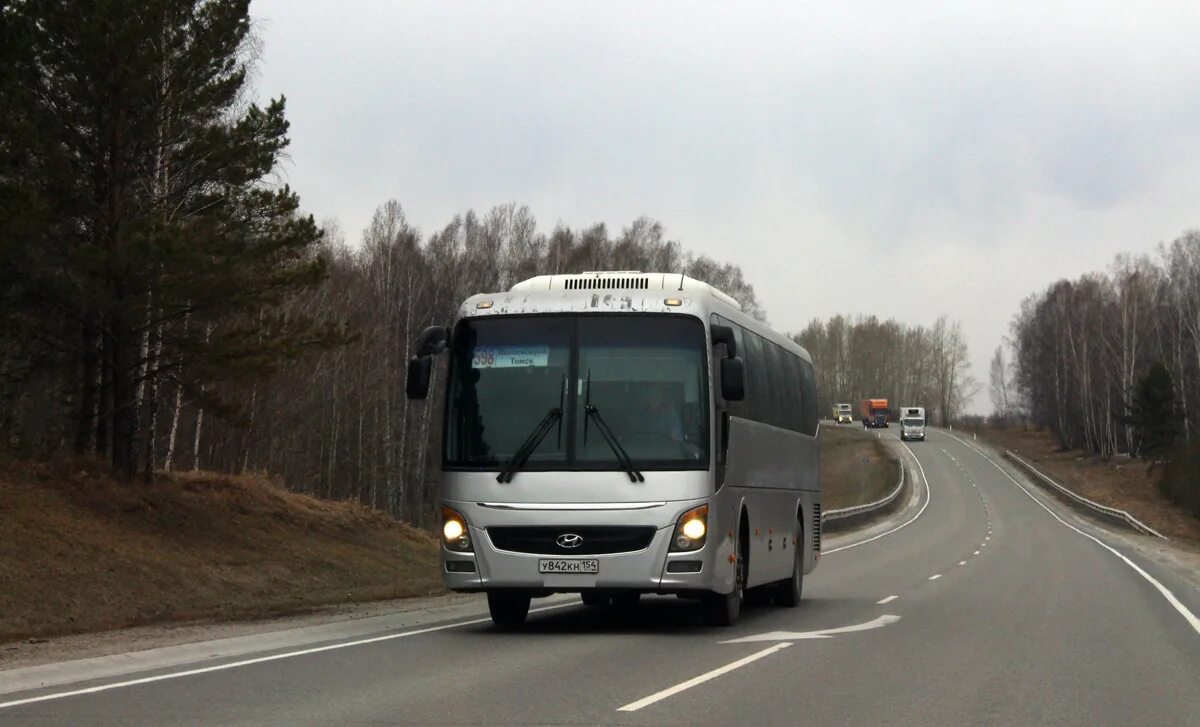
[812,504,822,552]
[487,526,657,555]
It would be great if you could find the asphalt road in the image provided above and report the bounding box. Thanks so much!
[4,428,1199,726]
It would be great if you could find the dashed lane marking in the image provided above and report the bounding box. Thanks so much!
[617,643,793,711]
[940,428,1200,639]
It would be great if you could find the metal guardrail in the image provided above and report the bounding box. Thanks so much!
[1003,450,1168,540]
[823,456,906,524]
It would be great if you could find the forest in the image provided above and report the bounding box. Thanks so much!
[0,0,983,527]
[792,315,975,426]
[1005,234,1200,514]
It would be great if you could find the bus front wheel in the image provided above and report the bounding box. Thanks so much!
[703,528,745,626]
[487,592,531,630]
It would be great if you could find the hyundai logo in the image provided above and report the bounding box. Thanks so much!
[556,533,584,549]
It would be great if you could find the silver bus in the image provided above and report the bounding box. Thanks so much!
[406,272,821,628]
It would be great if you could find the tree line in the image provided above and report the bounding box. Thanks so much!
[0,0,766,527]
[176,202,765,526]
[1006,231,1200,514]
[1,0,339,481]
[0,0,765,532]
[4,0,980,528]
[792,315,976,425]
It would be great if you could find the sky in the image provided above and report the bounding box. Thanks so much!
[251,0,1200,413]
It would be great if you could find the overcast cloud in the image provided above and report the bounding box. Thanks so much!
[252,0,1200,412]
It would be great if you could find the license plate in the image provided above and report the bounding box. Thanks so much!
[538,559,599,574]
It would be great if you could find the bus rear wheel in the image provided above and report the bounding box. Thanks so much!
[487,592,531,630]
[774,527,803,608]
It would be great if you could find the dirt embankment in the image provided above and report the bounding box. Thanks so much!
[821,426,897,510]
[969,425,1200,548]
[2,431,893,644]
[0,461,441,643]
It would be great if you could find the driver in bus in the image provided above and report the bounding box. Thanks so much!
[644,382,684,442]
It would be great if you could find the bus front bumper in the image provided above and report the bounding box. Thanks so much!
[438,500,733,596]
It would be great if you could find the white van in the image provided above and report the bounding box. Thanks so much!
[899,406,925,442]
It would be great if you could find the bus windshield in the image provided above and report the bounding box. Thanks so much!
[903,418,924,427]
[444,314,709,472]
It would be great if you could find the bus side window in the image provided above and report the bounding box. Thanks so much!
[762,341,789,430]
[780,350,805,433]
[742,332,769,425]
[799,359,818,436]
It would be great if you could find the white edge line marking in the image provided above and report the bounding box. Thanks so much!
[877,595,899,604]
[825,440,931,554]
[941,430,1200,638]
[958,561,967,565]
[973,550,980,555]
[928,574,942,580]
[0,602,579,710]
[617,642,793,712]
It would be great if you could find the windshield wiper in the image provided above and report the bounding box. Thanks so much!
[496,406,562,483]
[585,404,644,483]
[581,370,644,482]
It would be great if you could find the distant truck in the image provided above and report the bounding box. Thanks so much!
[833,403,853,424]
[859,399,889,428]
[899,406,926,441]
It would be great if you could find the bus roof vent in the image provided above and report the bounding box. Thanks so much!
[562,276,648,290]
[510,272,742,310]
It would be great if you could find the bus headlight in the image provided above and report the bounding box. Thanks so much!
[442,507,472,552]
[670,504,708,552]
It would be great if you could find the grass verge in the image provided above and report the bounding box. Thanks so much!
[0,461,441,642]
[821,426,897,510]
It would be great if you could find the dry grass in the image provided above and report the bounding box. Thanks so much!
[821,426,897,510]
[969,425,1200,548]
[0,461,441,642]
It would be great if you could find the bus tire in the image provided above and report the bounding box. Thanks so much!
[703,524,745,626]
[775,527,803,608]
[487,592,531,629]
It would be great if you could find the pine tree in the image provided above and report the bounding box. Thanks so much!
[1128,362,1180,461]
[2,0,336,479]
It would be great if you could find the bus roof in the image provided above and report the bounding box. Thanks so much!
[457,271,811,363]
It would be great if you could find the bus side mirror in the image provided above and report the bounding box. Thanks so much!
[414,325,449,357]
[710,324,737,358]
[720,357,745,401]
[406,325,449,400]
[406,356,434,399]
